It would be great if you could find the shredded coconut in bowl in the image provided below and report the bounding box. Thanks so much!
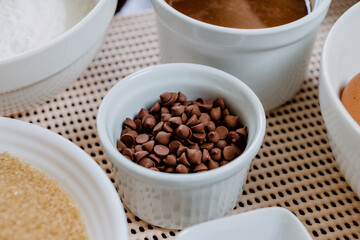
[0,0,97,59]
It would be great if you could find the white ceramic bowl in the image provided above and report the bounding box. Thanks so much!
[152,0,331,111]
[176,207,312,240]
[97,63,266,229]
[0,0,117,116]
[0,117,128,240]
[319,2,360,196]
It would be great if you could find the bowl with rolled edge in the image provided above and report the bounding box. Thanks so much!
[0,117,128,239]
[97,63,266,229]
[319,2,360,197]
[0,0,117,116]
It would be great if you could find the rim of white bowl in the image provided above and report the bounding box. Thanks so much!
[321,2,360,135]
[97,63,266,186]
[0,0,107,64]
[176,207,312,240]
[152,0,331,36]
[0,117,128,240]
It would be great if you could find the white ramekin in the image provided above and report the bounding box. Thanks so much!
[0,117,128,240]
[97,63,266,229]
[0,0,117,116]
[319,2,360,197]
[152,0,331,111]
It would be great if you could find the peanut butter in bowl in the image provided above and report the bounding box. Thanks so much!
[341,73,360,126]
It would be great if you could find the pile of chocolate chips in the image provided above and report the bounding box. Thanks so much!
[117,92,248,174]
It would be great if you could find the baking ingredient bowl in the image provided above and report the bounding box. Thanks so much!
[0,117,128,240]
[152,0,331,111]
[319,2,360,196]
[0,0,117,116]
[175,207,312,240]
[97,63,266,229]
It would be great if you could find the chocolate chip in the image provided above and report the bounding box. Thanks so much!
[154,145,169,157]
[186,149,202,165]
[189,143,200,150]
[153,121,164,134]
[223,146,238,161]
[134,119,142,132]
[208,131,220,143]
[210,148,222,161]
[177,91,187,102]
[192,132,206,141]
[142,115,156,130]
[215,126,228,139]
[169,116,182,125]
[181,113,188,123]
[155,131,171,145]
[186,114,198,126]
[135,151,149,162]
[198,113,210,125]
[206,121,216,131]
[171,105,185,116]
[120,133,135,147]
[161,113,172,122]
[186,105,201,117]
[228,131,241,143]
[178,152,190,166]
[138,158,155,168]
[175,125,192,139]
[143,140,155,153]
[150,101,161,113]
[223,108,230,117]
[163,122,173,133]
[117,140,126,152]
[149,153,161,164]
[191,123,205,133]
[198,103,213,111]
[176,164,188,173]
[163,154,177,167]
[201,142,214,151]
[160,92,172,105]
[202,149,211,162]
[166,167,176,173]
[210,107,221,121]
[177,145,188,157]
[224,115,239,129]
[216,140,227,149]
[194,163,208,172]
[136,134,149,144]
[169,140,181,153]
[161,107,170,114]
[208,159,220,170]
[214,98,225,109]
[123,148,134,160]
[137,108,150,119]
[236,127,248,137]
[220,160,230,166]
[123,117,137,130]
[134,145,143,152]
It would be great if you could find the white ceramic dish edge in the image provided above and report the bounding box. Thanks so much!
[0,117,128,240]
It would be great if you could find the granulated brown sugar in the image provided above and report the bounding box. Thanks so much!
[0,152,88,240]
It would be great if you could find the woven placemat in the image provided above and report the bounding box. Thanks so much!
[9,0,360,239]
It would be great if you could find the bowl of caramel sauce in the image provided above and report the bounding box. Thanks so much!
[152,0,331,111]
[319,2,360,198]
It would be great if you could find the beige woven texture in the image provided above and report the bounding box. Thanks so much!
[10,0,360,239]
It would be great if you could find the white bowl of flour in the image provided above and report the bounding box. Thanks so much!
[0,0,117,115]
